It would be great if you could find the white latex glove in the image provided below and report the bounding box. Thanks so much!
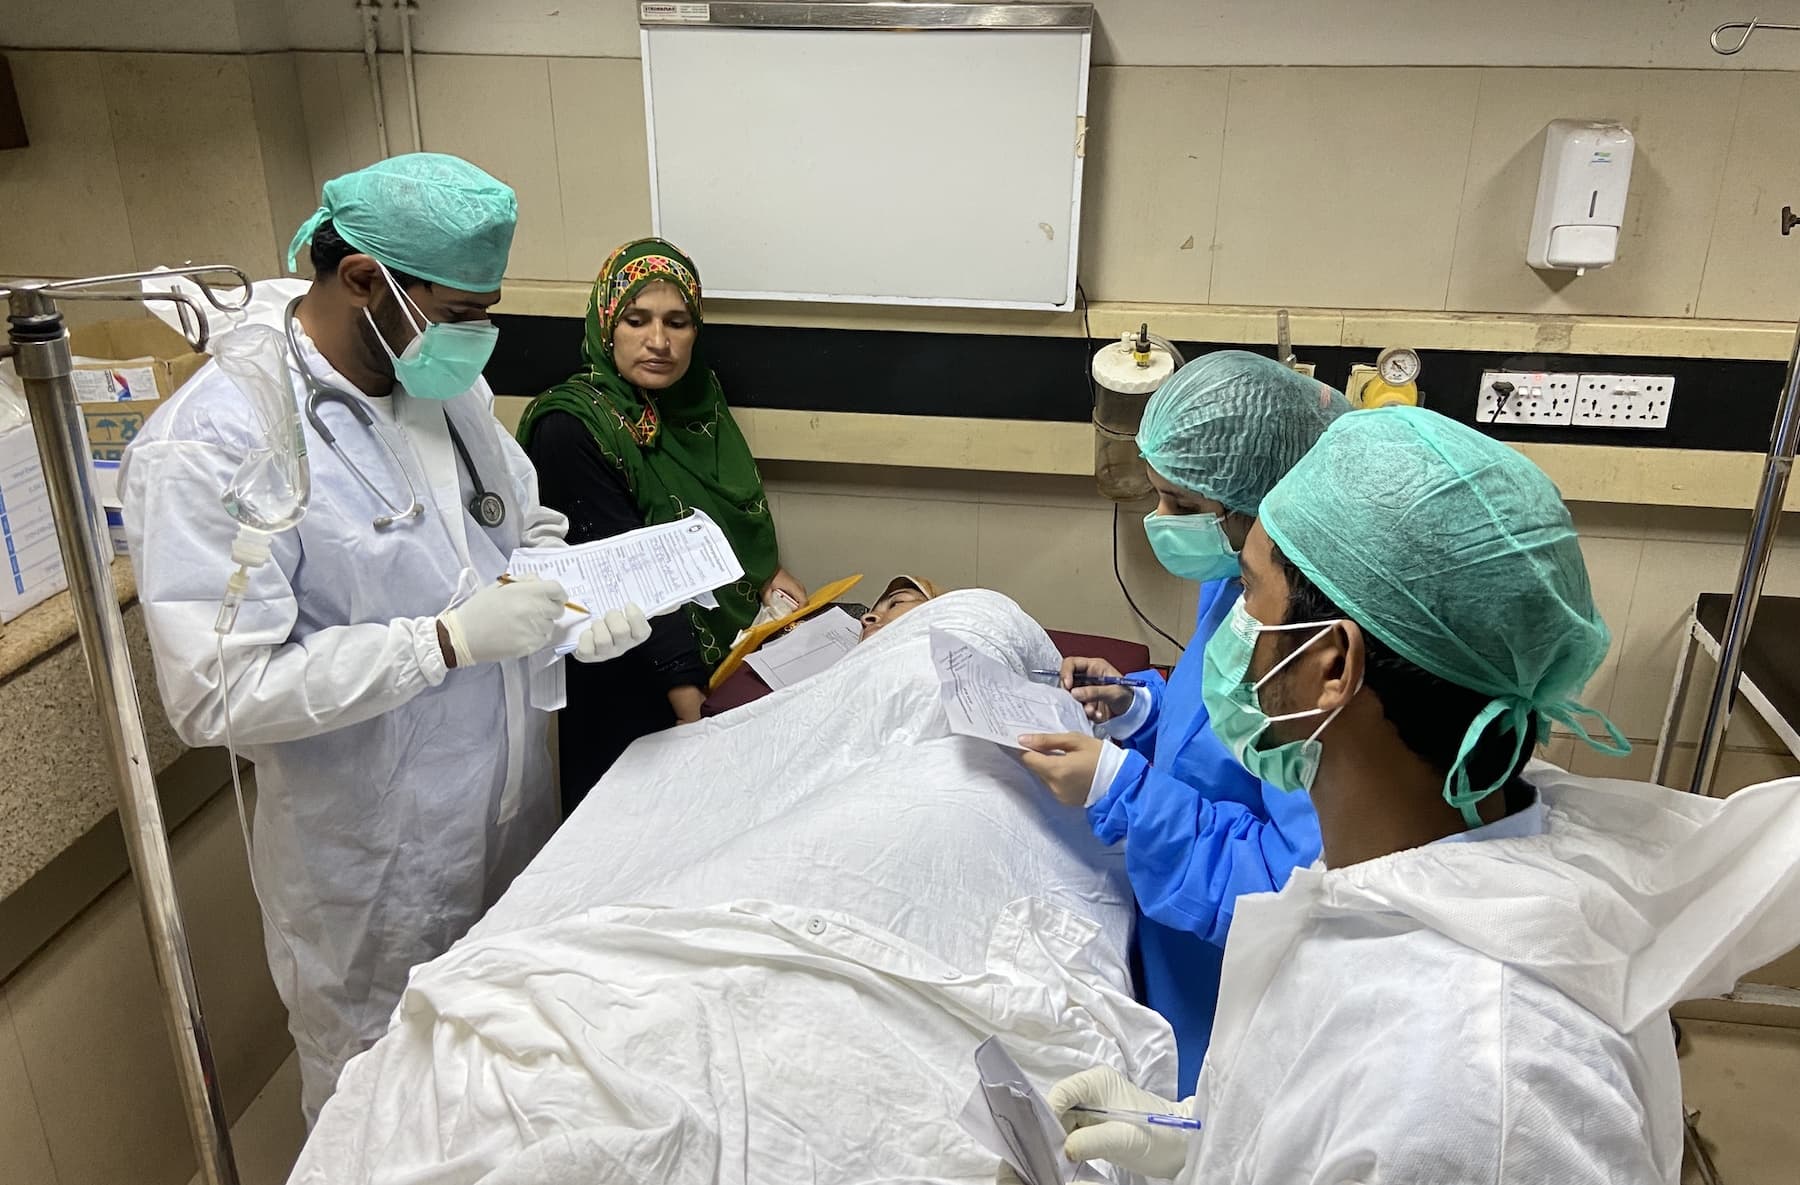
[573,605,652,663]
[1048,1067,1194,1180]
[438,577,566,667]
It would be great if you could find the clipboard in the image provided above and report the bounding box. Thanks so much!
[708,573,864,689]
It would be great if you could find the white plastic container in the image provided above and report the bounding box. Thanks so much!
[1527,119,1635,273]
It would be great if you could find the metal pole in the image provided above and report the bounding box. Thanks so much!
[1687,321,1800,796]
[5,285,240,1185]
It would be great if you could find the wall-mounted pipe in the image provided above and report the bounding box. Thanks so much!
[398,0,423,153]
[358,0,390,159]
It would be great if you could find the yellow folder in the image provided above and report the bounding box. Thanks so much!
[708,574,866,690]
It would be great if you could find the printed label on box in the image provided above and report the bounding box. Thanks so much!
[2,509,59,556]
[72,364,159,404]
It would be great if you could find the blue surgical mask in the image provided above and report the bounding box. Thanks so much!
[366,262,498,401]
[1145,510,1240,584]
[1201,599,1355,793]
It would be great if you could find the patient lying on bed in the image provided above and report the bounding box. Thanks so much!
[291,590,1176,1185]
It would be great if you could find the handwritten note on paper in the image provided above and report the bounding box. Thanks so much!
[745,607,863,689]
[508,509,744,653]
[930,629,1092,749]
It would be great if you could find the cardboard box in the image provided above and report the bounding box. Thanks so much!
[0,423,67,622]
[92,458,128,556]
[68,318,208,462]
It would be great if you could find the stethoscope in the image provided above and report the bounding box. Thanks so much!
[285,296,506,531]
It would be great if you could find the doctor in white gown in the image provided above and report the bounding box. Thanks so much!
[1039,406,1800,1184]
[122,154,647,1122]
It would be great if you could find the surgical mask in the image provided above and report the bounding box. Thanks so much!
[366,262,498,401]
[1201,598,1355,793]
[1145,510,1240,584]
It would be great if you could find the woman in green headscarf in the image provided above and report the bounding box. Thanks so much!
[520,237,804,814]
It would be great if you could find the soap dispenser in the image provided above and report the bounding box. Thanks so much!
[1526,119,1635,275]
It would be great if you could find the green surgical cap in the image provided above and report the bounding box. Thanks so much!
[286,152,517,291]
[1138,350,1349,515]
[1260,406,1627,825]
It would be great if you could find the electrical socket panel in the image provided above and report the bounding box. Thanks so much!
[1476,371,1577,426]
[1573,374,1674,429]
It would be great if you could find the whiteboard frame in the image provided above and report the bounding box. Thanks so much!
[639,24,1091,312]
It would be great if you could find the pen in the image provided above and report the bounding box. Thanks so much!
[1068,1105,1203,1131]
[497,573,590,616]
[1028,670,1152,689]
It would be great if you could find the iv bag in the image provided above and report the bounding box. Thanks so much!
[215,323,310,534]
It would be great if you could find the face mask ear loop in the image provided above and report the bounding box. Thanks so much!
[1251,620,1338,692]
[1298,664,1365,744]
[1252,620,1357,733]
[373,259,430,336]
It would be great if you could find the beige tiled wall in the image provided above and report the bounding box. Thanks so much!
[10,48,1800,324]
[0,51,311,283]
[284,51,653,284]
[1558,504,1800,789]
[1,787,293,1185]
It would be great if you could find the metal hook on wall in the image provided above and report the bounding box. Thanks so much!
[1711,19,1800,55]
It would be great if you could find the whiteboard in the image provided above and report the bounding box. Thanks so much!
[641,25,1090,310]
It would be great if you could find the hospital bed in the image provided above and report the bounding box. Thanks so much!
[289,590,1177,1185]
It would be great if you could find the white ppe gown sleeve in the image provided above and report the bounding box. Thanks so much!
[1101,687,1153,741]
[122,437,449,748]
[1086,740,1131,808]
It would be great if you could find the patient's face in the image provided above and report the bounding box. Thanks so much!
[860,587,928,640]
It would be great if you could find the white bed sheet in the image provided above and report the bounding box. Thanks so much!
[291,591,1177,1184]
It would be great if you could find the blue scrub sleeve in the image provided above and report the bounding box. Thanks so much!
[1088,750,1321,947]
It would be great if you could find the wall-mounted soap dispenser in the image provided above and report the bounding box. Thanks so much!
[1526,119,1634,275]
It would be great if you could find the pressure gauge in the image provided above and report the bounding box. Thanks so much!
[1375,346,1421,386]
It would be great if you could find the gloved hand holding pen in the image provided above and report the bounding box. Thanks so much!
[1047,1067,1196,1179]
[437,577,567,668]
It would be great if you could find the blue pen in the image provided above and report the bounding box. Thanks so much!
[1028,670,1152,689]
[1069,1104,1203,1131]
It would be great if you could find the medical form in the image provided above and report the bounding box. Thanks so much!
[745,607,862,689]
[930,630,1093,749]
[959,1037,1075,1185]
[508,508,744,654]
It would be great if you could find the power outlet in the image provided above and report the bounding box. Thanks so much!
[1573,374,1675,429]
[1476,371,1577,426]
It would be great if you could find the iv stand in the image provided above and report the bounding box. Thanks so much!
[1687,23,1800,797]
[1,266,253,1185]
[1686,314,1800,795]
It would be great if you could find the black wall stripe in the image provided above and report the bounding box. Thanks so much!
[489,313,1787,454]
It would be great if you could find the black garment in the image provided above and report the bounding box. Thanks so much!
[524,411,711,817]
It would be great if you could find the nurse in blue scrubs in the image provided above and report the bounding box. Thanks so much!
[1019,351,1349,1092]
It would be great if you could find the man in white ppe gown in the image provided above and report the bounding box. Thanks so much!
[1041,406,1800,1184]
[121,154,650,1123]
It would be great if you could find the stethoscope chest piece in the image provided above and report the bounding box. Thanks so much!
[471,489,506,529]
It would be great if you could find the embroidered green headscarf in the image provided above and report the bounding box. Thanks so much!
[517,237,778,667]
